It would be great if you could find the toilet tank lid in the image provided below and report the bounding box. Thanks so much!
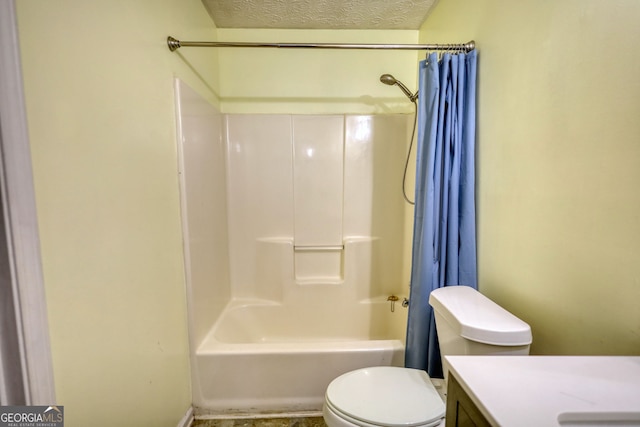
[429,286,532,346]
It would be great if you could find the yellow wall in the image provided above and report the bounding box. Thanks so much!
[16,0,219,425]
[420,0,640,354]
[217,29,420,114]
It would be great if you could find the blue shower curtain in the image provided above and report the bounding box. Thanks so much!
[405,51,478,377]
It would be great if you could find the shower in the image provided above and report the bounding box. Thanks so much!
[380,74,418,103]
[380,73,417,205]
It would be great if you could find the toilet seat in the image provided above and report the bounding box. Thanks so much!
[324,367,445,427]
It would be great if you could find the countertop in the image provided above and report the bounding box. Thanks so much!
[446,355,640,426]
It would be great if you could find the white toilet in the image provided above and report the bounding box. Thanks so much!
[323,285,532,427]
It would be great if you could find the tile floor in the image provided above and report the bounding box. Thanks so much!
[191,417,326,427]
[191,379,446,427]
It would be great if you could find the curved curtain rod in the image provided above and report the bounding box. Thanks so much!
[167,36,475,53]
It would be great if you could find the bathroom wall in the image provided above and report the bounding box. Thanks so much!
[217,29,420,114]
[16,0,221,425]
[420,0,640,355]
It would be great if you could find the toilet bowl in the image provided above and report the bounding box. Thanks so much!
[323,366,445,427]
[323,285,532,427]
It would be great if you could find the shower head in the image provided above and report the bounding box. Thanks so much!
[380,74,418,103]
[380,74,397,86]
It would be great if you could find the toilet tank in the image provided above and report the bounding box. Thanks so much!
[429,286,532,379]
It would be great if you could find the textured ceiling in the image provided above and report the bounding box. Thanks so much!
[202,0,438,30]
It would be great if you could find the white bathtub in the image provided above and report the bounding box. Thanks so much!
[192,298,405,416]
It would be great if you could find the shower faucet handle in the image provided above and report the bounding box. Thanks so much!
[387,295,399,312]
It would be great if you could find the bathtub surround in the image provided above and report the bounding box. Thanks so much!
[292,116,344,283]
[176,80,411,415]
[175,80,230,348]
[224,114,409,299]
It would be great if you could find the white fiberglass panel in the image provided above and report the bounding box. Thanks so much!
[225,115,294,298]
[292,115,344,247]
[344,114,411,297]
[344,115,409,237]
[175,79,230,346]
[192,298,405,414]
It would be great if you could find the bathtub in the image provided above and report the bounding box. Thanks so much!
[192,298,405,416]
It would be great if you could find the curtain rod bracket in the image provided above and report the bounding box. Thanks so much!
[465,40,475,52]
[167,36,181,52]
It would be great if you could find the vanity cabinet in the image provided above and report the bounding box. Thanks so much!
[445,373,491,427]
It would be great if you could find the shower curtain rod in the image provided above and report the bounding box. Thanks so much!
[167,36,475,53]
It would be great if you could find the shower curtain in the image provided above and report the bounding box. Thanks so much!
[405,50,478,377]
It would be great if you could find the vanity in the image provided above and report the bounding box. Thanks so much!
[445,356,640,426]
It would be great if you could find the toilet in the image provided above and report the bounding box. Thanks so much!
[323,285,532,427]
